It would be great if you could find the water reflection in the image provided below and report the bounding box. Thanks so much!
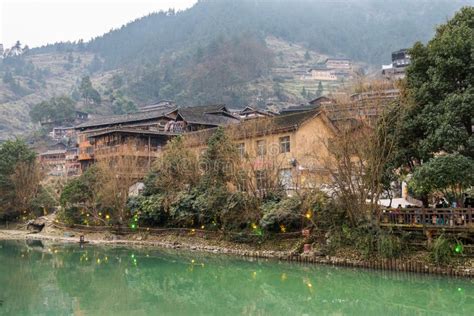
[0,240,472,315]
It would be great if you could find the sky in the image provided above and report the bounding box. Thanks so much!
[0,0,197,49]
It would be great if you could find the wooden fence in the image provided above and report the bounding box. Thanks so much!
[379,208,473,232]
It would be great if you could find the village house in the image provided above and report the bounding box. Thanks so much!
[75,104,240,171]
[280,96,335,115]
[65,147,81,177]
[303,68,338,81]
[325,58,352,70]
[185,109,340,195]
[38,141,81,178]
[236,106,276,120]
[382,49,411,80]
[49,126,75,141]
[39,149,67,177]
[41,110,89,130]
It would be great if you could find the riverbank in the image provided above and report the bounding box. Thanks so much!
[1,226,473,278]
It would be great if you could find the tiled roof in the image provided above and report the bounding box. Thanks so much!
[88,128,180,138]
[185,109,322,146]
[40,149,67,156]
[76,104,239,130]
[232,109,321,139]
[177,104,240,126]
[280,105,319,114]
[76,106,176,129]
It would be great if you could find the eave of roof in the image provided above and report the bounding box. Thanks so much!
[88,128,180,138]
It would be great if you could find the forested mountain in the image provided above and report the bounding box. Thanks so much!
[85,0,470,67]
[0,0,471,140]
[83,0,472,106]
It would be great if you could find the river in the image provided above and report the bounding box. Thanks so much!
[0,240,472,315]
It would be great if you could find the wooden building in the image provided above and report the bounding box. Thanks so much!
[39,149,67,177]
[75,104,240,172]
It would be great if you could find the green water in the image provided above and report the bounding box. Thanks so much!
[0,240,472,316]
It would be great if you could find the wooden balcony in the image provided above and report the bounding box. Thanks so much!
[78,152,94,161]
[93,145,162,160]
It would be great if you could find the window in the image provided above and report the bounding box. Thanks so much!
[279,169,293,190]
[256,140,266,156]
[237,143,245,158]
[255,170,268,189]
[279,136,290,153]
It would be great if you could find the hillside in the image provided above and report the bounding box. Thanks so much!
[84,0,471,66]
[0,0,471,140]
[0,52,116,140]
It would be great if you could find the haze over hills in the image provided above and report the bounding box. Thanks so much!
[0,0,472,140]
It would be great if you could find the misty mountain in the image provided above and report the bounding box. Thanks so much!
[0,0,471,140]
[84,0,470,67]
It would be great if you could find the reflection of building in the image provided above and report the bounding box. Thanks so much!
[382,49,411,79]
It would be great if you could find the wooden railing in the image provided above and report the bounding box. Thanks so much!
[379,208,473,230]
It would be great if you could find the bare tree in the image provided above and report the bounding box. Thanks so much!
[95,142,144,224]
[11,161,42,216]
[321,104,398,226]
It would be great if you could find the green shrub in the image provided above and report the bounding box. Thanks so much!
[58,206,83,225]
[430,235,453,265]
[193,186,230,225]
[220,192,260,231]
[128,194,169,227]
[169,190,199,227]
[377,233,403,259]
[259,196,303,232]
[29,186,57,217]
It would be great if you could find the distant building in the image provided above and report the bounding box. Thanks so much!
[350,89,400,102]
[325,58,352,70]
[39,149,67,177]
[49,126,75,140]
[237,106,275,120]
[308,96,335,106]
[280,105,318,115]
[382,49,411,79]
[391,49,411,68]
[140,100,176,112]
[41,110,89,130]
[279,97,335,115]
[65,147,81,177]
[303,68,337,81]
